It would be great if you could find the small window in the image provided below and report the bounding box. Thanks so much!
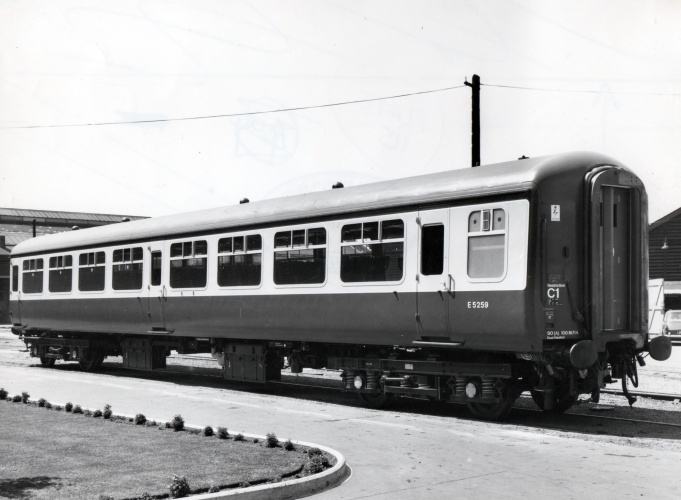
[49,254,73,293]
[79,251,106,292]
[170,240,207,289]
[113,247,144,290]
[22,258,44,294]
[217,234,262,287]
[151,251,162,286]
[11,265,18,292]
[274,228,326,285]
[467,209,506,279]
[421,225,444,276]
[341,220,404,283]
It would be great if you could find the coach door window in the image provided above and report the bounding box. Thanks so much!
[79,252,106,291]
[273,228,326,285]
[11,265,18,292]
[218,234,262,287]
[112,247,144,290]
[467,209,506,280]
[341,219,404,283]
[421,224,444,275]
[22,259,44,294]
[49,255,73,293]
[150,251,163,286]
[169,240,207,289]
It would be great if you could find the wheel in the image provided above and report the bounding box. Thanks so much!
[530,387,577,413]
[39,356,56,367]
[79,350,105,372]
[357,392,393,409]
[466,397,515,421]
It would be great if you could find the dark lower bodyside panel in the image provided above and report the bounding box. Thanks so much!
[14,290,535,351]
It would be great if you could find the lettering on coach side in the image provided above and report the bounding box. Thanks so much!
[467,301,489,309]
[546,282,565,306]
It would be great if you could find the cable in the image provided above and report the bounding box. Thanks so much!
[483,82,681,97]
[0,84,466,131]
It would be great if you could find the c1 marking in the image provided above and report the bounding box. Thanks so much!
[467,301,489,309]
[547,288,560,300]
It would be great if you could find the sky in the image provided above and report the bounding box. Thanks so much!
[1,0,680,223]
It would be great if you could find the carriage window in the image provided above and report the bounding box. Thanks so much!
[79,251,106,291]
[218,234,262,287]
[12,265,18,292]
[421,224,444,276]
[341,219,404,283]
[273,228,326,285]
[170,240,207,289]
[467,209,506,279]
[22,258,44,294]
[49,255,73,293]
[112,247,144,290]
[151,251,162,286]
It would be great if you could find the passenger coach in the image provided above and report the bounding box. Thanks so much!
[8,151,672,420]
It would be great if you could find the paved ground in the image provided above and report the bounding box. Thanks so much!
[1,328,680,500]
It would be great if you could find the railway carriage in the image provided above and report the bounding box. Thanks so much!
[8,151,672,420]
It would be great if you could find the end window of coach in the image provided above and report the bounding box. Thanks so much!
[11,265,18,292]
[22,258,44,294]
[467,209,507,280]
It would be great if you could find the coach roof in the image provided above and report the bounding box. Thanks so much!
[12,151,623,256]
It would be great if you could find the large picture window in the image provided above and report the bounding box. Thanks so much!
[49,255,73,293]
[217,234,262,287]
[273,227,326,285]
[170,240,207,289]
[341,219,404,283]
[467,208,506,279]
[22,259,43,294]
[79,251,106,292]
[112,247,144,290]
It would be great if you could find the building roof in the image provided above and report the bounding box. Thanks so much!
[650,207,681,232]
[0,207,146,225]
[11,151,626,256]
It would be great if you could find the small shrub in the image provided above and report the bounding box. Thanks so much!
[216,427,229,439]
[265,433,279,448]
[171,414,184,432]
[99,495,115,500]
[84,409,92,416]
[54,405,63,411]
[0,388,7,400]
[65,402,73,412]
[307,447,323,457]
[93,409,103,418]
[73,405,83,414]
[149,420,157,426]
[136,493,153,500]
[38,398,47,407]
[103,404,112,419]
[284,439,295,451]
[21,392,30,403]
[45,402,53,409]
[134,414,147,425]
[234,433,244,442]
[12,395,21,403]
[207,484,220,493]
[165,422,172,429]
[305,456,328,475]
[253,438,259,444]
[169,474,191,498]
[203,426,214,437]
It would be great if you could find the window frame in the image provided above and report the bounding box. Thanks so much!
[216,233,263,289]
[48,254,73,294]
[272,226,328,288]
[112,246,144,291]
[340,218,406,286]
[466,207,508,282]
[78,251,107,293]
[21,258,44,294]
[168,239,208,290]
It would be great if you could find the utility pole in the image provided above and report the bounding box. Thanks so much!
[464,74,481,167]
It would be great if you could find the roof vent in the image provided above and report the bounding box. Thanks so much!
[518,155,529,160]
[332,182,344,189]
[240,198,250,204]
[121,217,130,222]
[72,226,80,231]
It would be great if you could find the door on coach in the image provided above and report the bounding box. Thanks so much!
[416,208,452,339]
[147,244,167,332]
[602,186,631,331]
